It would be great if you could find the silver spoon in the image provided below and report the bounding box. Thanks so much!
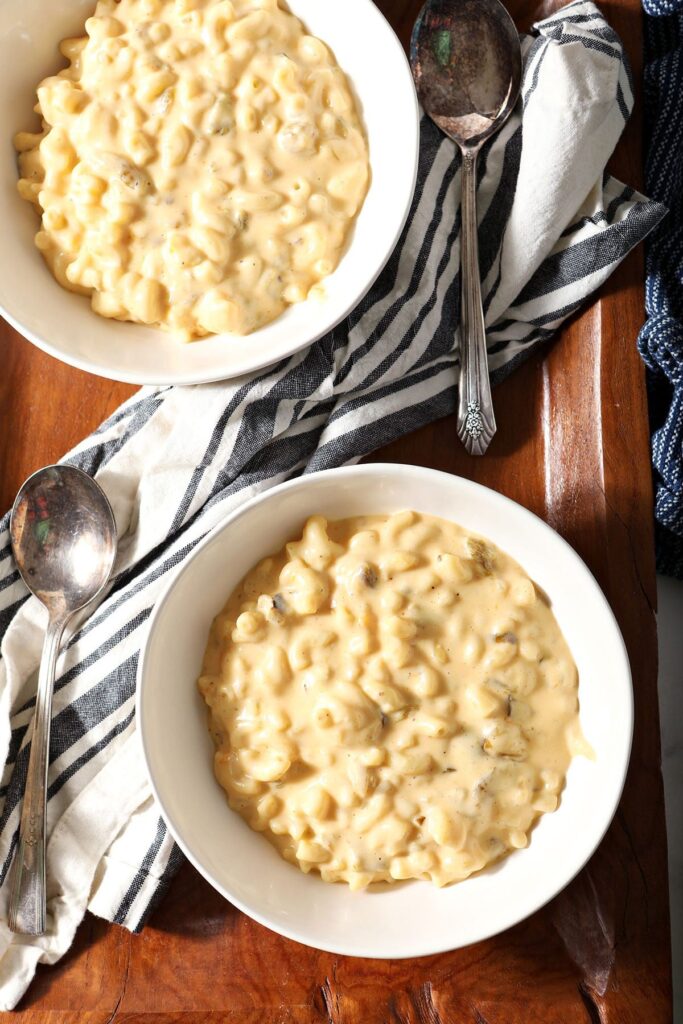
[7,465,117,935]
[411,0,522,455]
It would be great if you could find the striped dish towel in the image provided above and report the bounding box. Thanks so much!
[637,0,683,575]
[0,0,666,1008]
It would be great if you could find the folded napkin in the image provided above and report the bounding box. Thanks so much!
[0,0,666,1008]
[637,0,683,575]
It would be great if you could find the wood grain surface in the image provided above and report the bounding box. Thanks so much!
[0,0,673,1020]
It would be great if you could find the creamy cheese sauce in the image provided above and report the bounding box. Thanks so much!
[199,512,581,889]
[15,0,369,339]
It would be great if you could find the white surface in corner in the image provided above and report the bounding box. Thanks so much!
[657,574,683,1022]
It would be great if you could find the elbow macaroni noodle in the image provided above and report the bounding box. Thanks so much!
[199,512,582,890]
[15,0,369,339]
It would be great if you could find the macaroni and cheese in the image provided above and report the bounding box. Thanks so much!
[15,0,369,339]
[199,512,581,889]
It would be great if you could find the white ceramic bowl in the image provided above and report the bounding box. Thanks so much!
[137,464,633,958]
[0,0,418,386]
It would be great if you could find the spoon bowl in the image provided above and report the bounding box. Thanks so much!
[11,465,118,617]
[8,465,117,935]
[411,0,522,455]
[411,0,522,147]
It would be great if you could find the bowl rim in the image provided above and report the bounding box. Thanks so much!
[0,0,420,387]
[136,463,634,958]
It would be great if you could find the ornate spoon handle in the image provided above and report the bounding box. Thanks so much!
[457,147,496,456]
[8,616,66,935]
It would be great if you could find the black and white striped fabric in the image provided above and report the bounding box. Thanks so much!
[0,0,666,1007]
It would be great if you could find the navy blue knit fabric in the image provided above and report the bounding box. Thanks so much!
[637,2,683,575]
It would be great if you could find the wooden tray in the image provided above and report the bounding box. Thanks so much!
[0,0,673,1019]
